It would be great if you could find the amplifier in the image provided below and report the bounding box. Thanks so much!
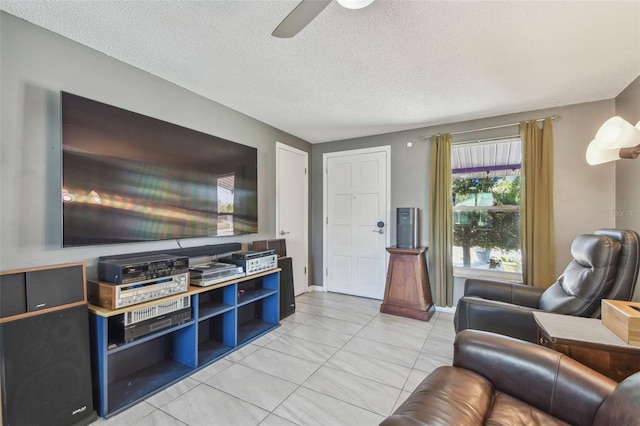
[98,254,189,284]
[88,273,189,310]
[232,249,276,260]
[221,252,277,275]
[109,297,191,344]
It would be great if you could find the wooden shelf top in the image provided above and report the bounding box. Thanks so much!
[89,268,280,317]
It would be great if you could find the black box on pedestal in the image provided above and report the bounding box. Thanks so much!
[396,207,419,249]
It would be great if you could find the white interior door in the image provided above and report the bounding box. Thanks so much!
[323,147,390,299]
[276,142,308,296]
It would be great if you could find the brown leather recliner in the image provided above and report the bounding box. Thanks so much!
[381,330,640,426]
[454,229,640,342]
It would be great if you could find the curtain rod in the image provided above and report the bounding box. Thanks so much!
[453,135,520,147]
[418,114,560,141]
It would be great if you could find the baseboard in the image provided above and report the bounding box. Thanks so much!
[435,305,456,314]
[308,285,325,292]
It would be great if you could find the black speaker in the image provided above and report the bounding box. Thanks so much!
[0,273,27,318]
[1,264,85,318]
[396,207,419,249]
[278,257,295,319]
[253,239,287,257]
[0,304,96,426]
[26,265,85,312]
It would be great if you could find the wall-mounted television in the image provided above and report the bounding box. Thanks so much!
[61,92,258,247]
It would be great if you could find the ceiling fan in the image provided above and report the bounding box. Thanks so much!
[272,0,375,38]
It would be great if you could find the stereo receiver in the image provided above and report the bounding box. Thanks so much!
[221,250,277,275]
[88,273,189,310]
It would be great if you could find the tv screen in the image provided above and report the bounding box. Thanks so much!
[61,92,258,247]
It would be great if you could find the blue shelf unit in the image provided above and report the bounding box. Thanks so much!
[89,269,280,418]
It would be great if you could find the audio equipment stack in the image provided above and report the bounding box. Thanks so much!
[89,253,190,309]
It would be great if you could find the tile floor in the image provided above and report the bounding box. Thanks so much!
[93,291,455,426]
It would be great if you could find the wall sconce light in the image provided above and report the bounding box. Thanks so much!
[586,117,640,165]
[336,0,375,9]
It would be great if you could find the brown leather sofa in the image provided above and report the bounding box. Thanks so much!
[454,229,640,342]
[381,330,640,426]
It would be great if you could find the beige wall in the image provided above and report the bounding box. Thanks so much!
[614,75,640,300]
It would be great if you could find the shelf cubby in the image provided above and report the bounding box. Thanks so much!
[237,292,279,345]
[237,274,279,307]
[198,285,235,320]
[197,309,235,366]
[106,333,193,414]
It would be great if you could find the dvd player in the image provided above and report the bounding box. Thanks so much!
[189,262,245,287]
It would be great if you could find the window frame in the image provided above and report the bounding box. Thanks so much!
[450,138,523,282]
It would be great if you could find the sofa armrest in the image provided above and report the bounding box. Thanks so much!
[453,296,541,342]
[453,330,617,426]
[464,279,544,308]
[380,414,428,426]
[594,371,640,426]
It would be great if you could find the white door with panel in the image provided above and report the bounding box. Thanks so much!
[324,147,390,299]
[276,142,308,296]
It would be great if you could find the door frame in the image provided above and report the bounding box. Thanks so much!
[322,146,391,293]
[275,142,309,293]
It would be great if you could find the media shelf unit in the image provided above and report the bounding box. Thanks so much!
[89,269,280,418]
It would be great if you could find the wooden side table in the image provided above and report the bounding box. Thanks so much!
[380,246,435,321]
[533,312,640,381]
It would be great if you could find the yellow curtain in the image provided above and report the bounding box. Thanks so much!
[428,134,454,306]
[520,118,555,288]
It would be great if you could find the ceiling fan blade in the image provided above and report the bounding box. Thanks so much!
[272,0,332,38]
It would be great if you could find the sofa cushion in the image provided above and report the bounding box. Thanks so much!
[487,392,568,426]
[383,367,492,425]
[383,366,570,426]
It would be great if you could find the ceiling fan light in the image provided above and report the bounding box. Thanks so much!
[336,0,375,10]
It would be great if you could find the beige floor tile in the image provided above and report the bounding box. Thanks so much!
[273,386,385,426]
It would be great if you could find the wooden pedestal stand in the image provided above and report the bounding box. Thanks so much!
[380,246,435,321]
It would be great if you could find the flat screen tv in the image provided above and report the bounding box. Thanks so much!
[61,92,258,247]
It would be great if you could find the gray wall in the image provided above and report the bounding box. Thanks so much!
[614,75,640,300]
[0,12,311,278]
[311,100,619,295]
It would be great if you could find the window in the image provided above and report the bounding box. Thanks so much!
[451,139,522,274]
[217,174,235,235]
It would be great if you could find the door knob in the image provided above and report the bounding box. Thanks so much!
[280,231,290,236]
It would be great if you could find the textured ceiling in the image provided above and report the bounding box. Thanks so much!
[1,1,639,144]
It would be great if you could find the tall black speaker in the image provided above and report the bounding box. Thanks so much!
[0,263,96,426]
[396,207,419,249]
[278,257,296,319]
[0,305,96,426]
